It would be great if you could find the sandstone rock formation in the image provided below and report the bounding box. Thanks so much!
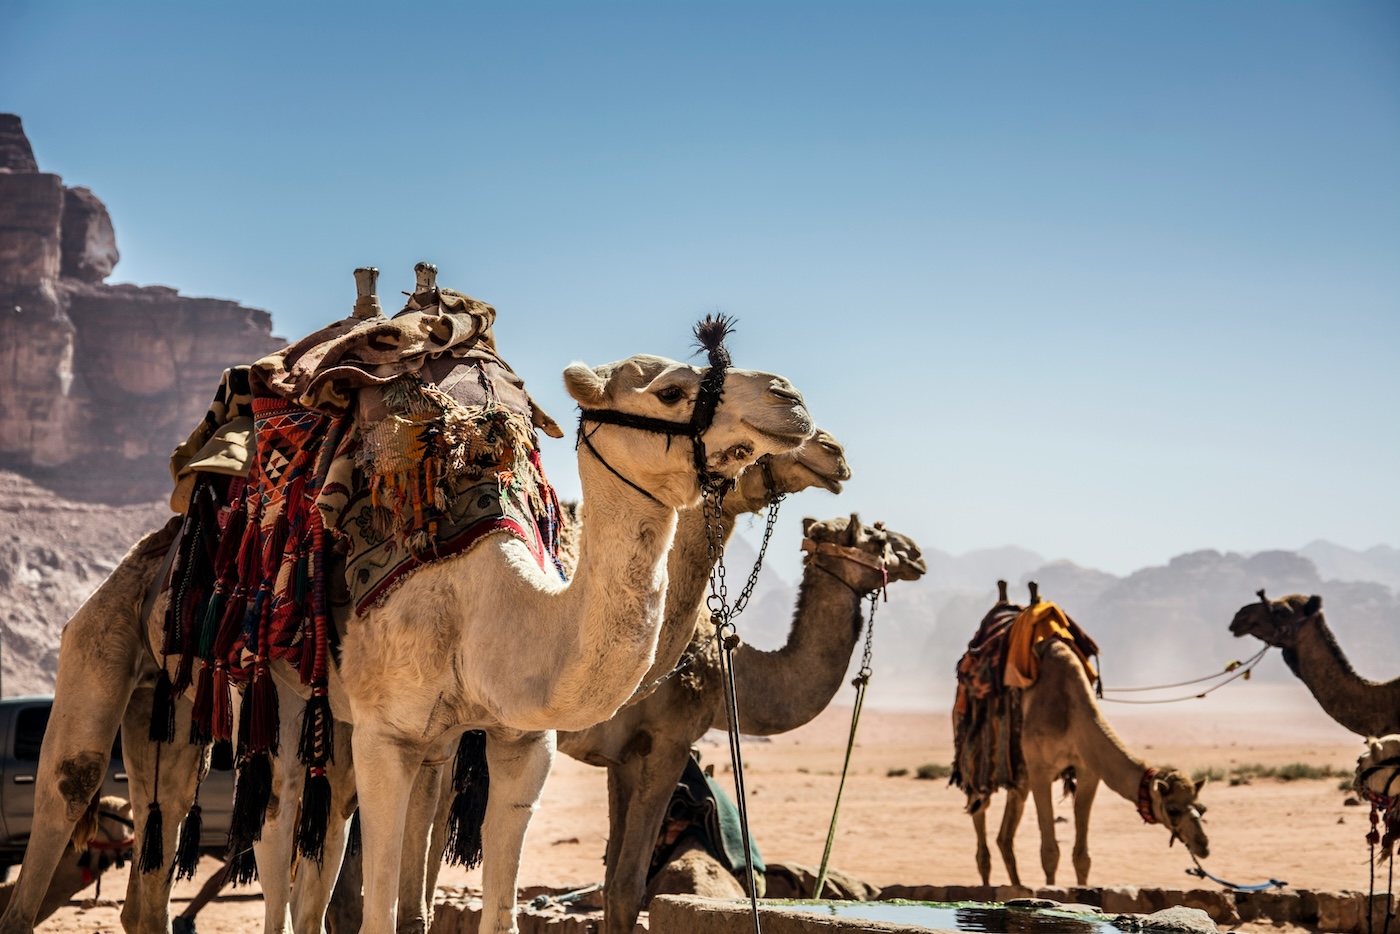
[0,113,281,502]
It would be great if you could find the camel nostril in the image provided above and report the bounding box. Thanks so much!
[769,381,804,404]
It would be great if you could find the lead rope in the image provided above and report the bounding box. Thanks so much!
[704,484,763,934]
[813,587,880,899]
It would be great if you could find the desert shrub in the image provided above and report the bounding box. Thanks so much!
[1191,766,1227,783]
[916,763,951,781]
[887,767,909,778]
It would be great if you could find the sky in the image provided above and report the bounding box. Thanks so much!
[3,1,1397,580]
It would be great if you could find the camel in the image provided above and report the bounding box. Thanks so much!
[558,513,927,934]
[333,340,812,934]
[969,586,1210,888]
[346,429,854,934]
[1230,591,1400,737]
[0,797,134,922]
[1,299,814,934]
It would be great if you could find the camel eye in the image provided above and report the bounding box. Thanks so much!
[657,386,685,405]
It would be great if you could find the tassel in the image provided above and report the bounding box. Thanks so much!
[228,846,259,886]
[173,803,203,881]
[444,731,490,869]
[172,648,195,696]
[296,767,331,864]
[346,809,361,859]
[297,690,334,767]
[212,664,233,743]
[197,590,224,660]
[236,680,253,757]
[247,664,279,756]
[228,751,273,850]
[138,802,164,874]
[189,664,214,746]
[149,669,176,745]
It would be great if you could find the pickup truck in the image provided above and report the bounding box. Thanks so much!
[0,695,235,874]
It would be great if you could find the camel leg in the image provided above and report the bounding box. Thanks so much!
[294,722,357,934]
[352,724,423,934]
[254,686,315,934]
[120,689,206,934]
[478,730,554,934]
[969,798,992,887]
[0,567,149,934]
[602,734,691,934]
[1070,775,1099,885]
[422,767,454,908]
[1029,775,1060,886]
[396,736,454,934]
[995,788,1026,888]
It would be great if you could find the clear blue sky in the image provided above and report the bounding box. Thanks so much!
[4,1,1397,577]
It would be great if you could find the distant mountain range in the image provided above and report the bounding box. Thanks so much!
[726,536,1400,711]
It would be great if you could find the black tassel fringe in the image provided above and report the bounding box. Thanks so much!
[149,669,177,744]
[444,731,490,869]
[138,802,164,874]
[228,751,273,851]
[229,846,259,886]
[295,768,332,864]
[297,692,334,767]
[174,803,203,881]
[346,809,361,859]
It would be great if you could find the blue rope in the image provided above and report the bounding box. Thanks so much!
[1187,855,1287,892]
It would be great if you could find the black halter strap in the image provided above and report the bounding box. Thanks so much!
[576,314,735,496]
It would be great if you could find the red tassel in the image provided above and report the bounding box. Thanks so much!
[190,663,214,746]
[247,663,280,755]
[212,663,233,742]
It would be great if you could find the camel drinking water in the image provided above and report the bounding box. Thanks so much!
[956,582,1210,887]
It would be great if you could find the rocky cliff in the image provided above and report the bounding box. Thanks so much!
[0,114,281,503]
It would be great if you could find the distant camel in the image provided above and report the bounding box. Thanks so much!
[968,585,1210,887]
[1230,591,1400,737]
[0,797,133,922]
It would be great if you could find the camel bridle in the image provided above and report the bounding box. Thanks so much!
[802,536,890,599]
[576,315,735,504]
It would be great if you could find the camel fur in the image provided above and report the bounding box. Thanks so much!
[1230,592,1400,737]
[968,588,1210,887]
[559,513,926,934]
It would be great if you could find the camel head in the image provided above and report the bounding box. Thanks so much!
[801,513,928,594]
[1149,768,1210,859]
[564,345,813,509]
[730,428,852,512]
[1229,590,1323,650]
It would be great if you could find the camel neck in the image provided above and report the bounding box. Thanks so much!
[1287,614,1400,737]
[724,555,866,736]
[540,448,680,729]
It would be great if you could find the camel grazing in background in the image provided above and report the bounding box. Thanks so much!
[1230,591,1400,738]
[967,584,1210,888]
[559,513,926,934]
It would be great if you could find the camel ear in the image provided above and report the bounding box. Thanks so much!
[802,517,817,537]
[1304,594,1322,615]
[1193,777,1207,796]
[847,513,862,539]
[563,363,607,407]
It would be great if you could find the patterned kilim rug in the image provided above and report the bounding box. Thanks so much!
[153,287,565,873]
[951,599,1099,801]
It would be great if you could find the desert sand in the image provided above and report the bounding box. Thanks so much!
[27,682,1377,933]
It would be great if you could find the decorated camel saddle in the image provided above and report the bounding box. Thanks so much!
[951,581,1100,799]
[155,264,565,864]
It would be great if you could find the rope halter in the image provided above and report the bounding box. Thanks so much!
[801,536,890,600]
[577,315,735,503]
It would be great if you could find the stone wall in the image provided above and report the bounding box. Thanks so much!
[0,114,281,502]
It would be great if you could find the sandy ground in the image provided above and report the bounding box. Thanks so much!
[27,683,1378,933]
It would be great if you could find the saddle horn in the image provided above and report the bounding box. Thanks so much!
[996,580,1009,605]
[1028,581,1040,606]
[352,267,382,319]
[414,261,439,296]
[1256,588,1268,604]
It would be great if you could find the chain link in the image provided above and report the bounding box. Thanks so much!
[630,489,786,700]
[855,590,878,683]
